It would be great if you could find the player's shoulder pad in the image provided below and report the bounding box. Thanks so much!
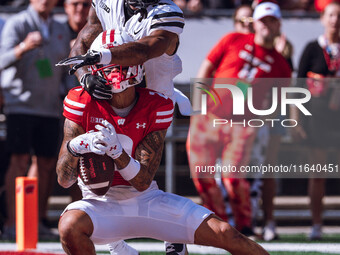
[148,0,184,35]
[137,87,174,110]
[139,88,174,130]
[64,86,92,113]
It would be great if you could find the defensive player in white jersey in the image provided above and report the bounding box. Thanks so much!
[56,32,269,255]
[61,0,186,104]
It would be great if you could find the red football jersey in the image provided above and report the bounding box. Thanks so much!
[63,87,174,186]
[206,32,292,120]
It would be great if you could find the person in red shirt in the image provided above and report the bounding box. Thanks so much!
[187,2,291,238]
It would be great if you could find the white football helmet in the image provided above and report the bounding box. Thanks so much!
[90,29,144,93]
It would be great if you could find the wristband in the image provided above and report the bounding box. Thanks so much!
[67,141,81,157]
[98,48,112,65]
[19,42,26,50]
[118,155,141,181]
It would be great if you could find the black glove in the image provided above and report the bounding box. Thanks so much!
[80,73,113,100]
[56,50,101,75]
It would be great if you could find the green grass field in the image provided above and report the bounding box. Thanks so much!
[1,233,340,255]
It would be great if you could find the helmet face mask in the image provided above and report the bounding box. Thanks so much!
[89,30,144,94]
[91,64,143,93]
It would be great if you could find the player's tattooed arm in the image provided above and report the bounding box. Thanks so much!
[69,7,103,80]
[56,119,85,188]
[114,129,167,191]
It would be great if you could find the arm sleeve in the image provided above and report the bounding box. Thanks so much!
[149,5,185,35]
[0,17,22,70]
[63,87,89,126]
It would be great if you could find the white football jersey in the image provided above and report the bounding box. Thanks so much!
[92,0,184,100]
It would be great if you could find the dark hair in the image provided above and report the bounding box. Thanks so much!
[321,1,340,16]
[233,4,253,23]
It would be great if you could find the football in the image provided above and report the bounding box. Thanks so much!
[78,153,115,196]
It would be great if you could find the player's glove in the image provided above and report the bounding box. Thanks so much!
[95,120,123,159]
[67,131,105,157]
[80,73,113,100]
[56,49,111,75]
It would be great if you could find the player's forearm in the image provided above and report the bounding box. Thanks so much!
[114,130,166,191]
[129,164,159,192]
[109,42,150,66]
[131,130,165,191]
[108,30,176,66]
[114,150,157,192]
[57,148,79,188]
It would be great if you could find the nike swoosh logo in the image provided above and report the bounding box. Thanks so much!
[134,28,142,35]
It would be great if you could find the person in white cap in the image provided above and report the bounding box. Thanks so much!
[188,0,291,240]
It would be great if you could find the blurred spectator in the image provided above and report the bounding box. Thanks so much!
[188,2,291,239]
[0,0,70,240]
[294,2,340,240]
[64,0,91,47]
[27,0,91,204]
[274,34,294,69]
[261,32,294,242]
[0,17,9,236]
[233,4,255,33]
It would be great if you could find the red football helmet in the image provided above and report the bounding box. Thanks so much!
[90,29,144,93]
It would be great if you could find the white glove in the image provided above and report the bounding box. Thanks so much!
[174,88,192,116]
[67,131,105,156]
[95,120,123,159]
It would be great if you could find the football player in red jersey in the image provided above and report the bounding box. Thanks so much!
[56,31,269,255]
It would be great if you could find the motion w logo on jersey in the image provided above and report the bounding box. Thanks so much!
[118,119,125,125]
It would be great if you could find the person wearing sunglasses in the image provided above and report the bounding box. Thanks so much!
[233,4,254,34]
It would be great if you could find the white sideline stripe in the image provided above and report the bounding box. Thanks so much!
[156,108,174,116]
[64,105,83,116]
[155,117,173,123]
[65,97,86,108]
[87,181,110,189]
[1,242,340,254]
